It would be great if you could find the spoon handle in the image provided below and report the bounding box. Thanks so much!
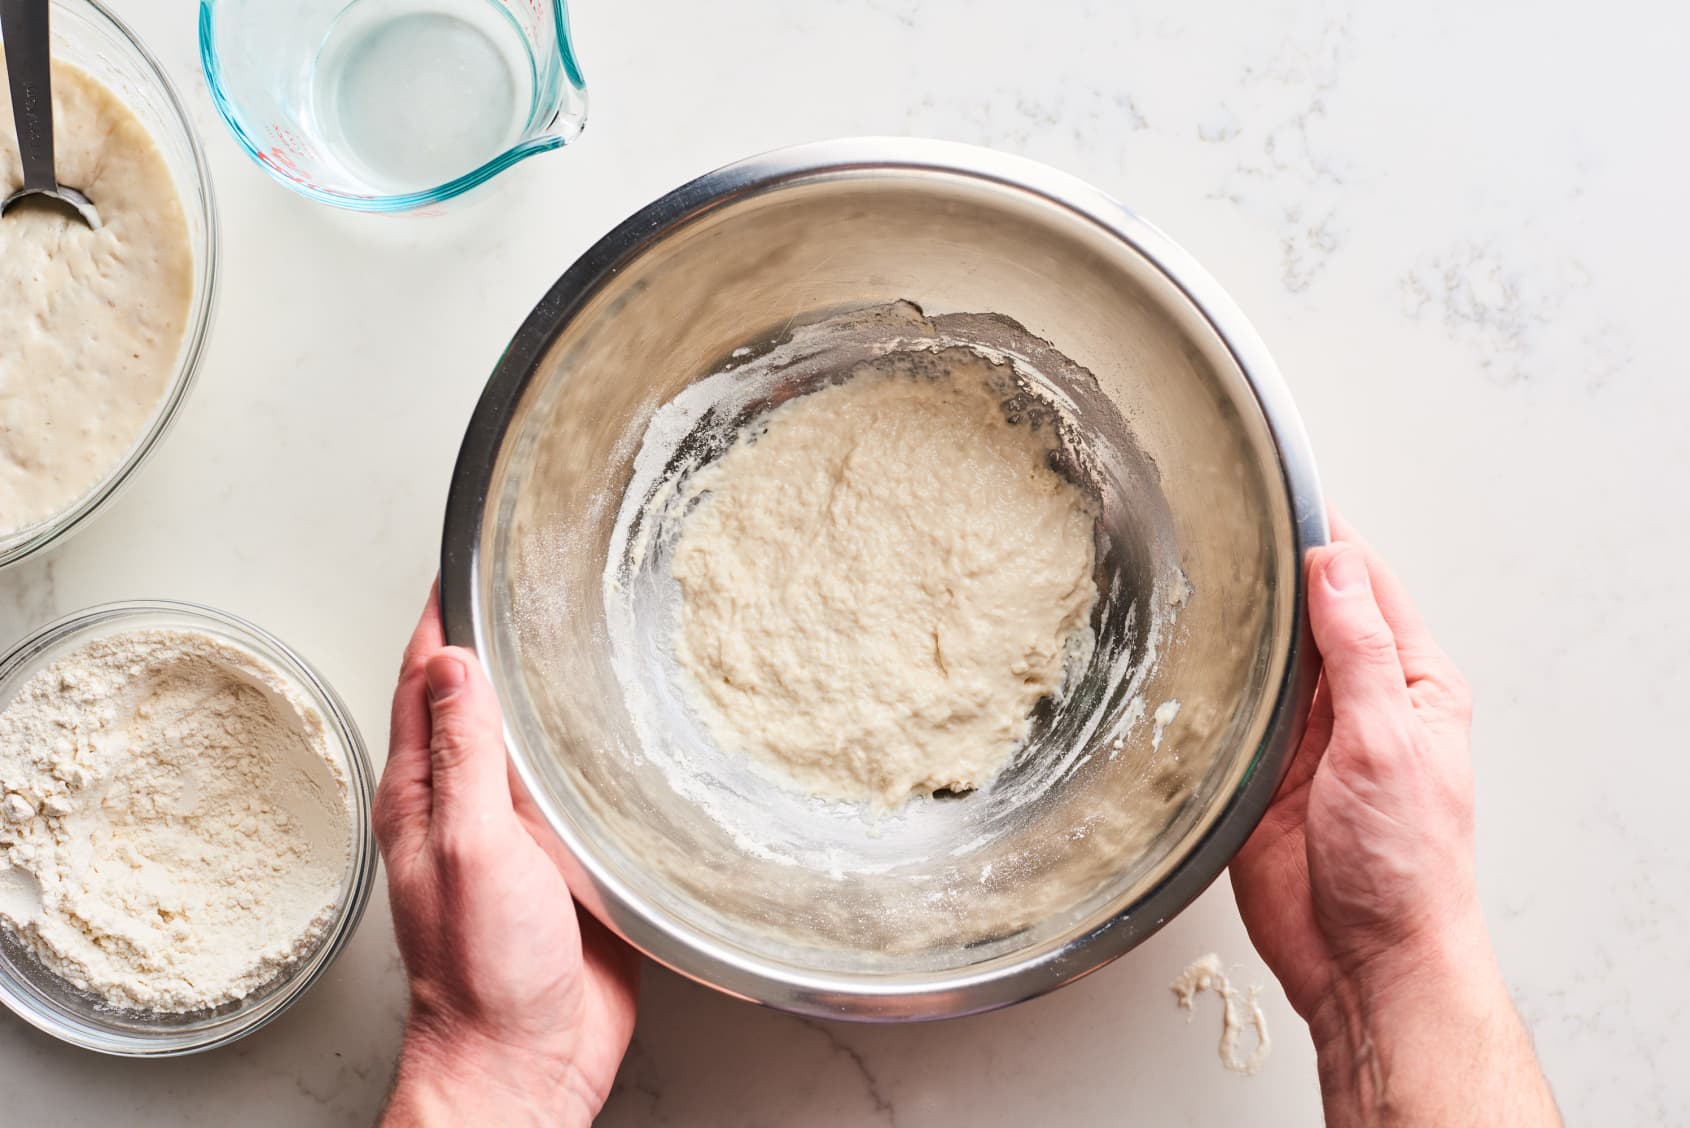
[2,0,60,195]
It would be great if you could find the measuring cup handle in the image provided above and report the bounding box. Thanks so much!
[1,0,62,195]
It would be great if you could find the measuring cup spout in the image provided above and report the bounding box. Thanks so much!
[517,0,588,141]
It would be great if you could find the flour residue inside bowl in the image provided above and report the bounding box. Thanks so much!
[600,302,1193,907]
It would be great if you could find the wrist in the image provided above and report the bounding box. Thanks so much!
[384,1015,597,1128]
[1311,904,1498,1033]
[1310,911,1509,1123]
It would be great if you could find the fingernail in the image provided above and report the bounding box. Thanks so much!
[425,653,466,703]
[1323,546,1370,594]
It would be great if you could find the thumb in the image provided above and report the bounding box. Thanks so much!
[425,648,513,830]
[1307,545,1414,724]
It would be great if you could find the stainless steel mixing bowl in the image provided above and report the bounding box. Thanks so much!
[441,139,1326,1020]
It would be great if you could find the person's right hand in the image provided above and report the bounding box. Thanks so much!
[1230,516,1558,1125]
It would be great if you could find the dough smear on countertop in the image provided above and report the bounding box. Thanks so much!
[670,347,1099,806]
[0,59,193,535]
[1172,953,1272,1075]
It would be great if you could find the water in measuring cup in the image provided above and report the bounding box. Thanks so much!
[310,0,536,194]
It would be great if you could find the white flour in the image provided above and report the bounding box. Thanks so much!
[0,629,351,1012]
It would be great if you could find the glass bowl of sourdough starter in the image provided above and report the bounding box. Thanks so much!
[0,601,375,1056]
[441,140,1326,1020]
[0,0,219,568]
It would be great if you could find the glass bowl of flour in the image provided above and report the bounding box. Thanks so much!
[0,0,218,568]
[0,601,375,1055]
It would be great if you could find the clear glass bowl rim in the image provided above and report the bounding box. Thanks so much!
[0,599,377,1057]
[0,0,221,569]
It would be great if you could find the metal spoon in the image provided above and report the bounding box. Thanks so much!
[1,0,100,228]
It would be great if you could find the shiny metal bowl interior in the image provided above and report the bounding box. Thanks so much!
[443,139,1325,1020]
[0,0,219,567]
[0,601,376,1055]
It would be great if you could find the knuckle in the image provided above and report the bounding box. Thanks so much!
[371,779,394,832]
[1333,714,1419,769]
[1376,718,1424,763]
[1419,668,1474,722]
[428,702,500,770]
[429,726,481,775]
[397,651,429,694]
[430,824,487,875]
[1345,621,1399,664]
[373,816,403,863]
[1447,670,1475,716]
[371,784,408,854]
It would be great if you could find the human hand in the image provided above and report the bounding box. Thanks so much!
[1230,516,1557,1125]
[374,585,640,1127]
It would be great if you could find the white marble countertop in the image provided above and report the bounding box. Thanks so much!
[4,0,1686,1123]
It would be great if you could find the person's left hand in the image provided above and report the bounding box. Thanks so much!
[374,585,640,1127]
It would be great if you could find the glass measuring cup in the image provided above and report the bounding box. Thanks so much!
[199,0,587,213]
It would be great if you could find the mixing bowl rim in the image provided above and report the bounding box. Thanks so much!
[0,0,222,570]
[440,137,1326,1021]
[0,598,376,1055]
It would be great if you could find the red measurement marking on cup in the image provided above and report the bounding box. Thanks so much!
[260,124,325,192]
[260,123,374,201]
[510,0,545,39]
